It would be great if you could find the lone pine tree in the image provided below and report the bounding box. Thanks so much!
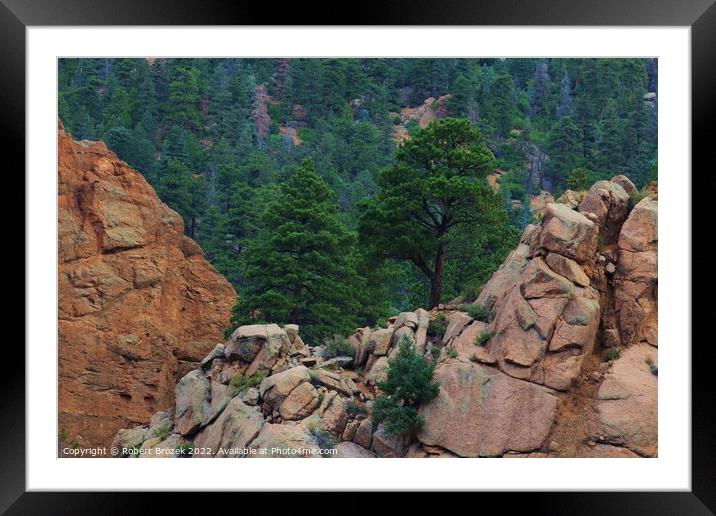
[359,118,505,308]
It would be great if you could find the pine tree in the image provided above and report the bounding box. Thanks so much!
[231,159,363,343]
[359,118,500,308]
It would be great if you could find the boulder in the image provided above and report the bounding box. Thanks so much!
[194,398,264,457]
[395,311,419,330]
[577,180,630,236]
[413,308,430,354]
[365,356,390,386]
[369,328,393,356]
[418,362,557,457]
[174,370,211,435]
[441,311,473,345]
[278,382,320,421]
[476,242,531,311]
[544,253,590,287]
[372,425,408,457]
[259,365,311,411]
[225,325,267,363]
[353,418,374,449]
[248,423,322,458]
[335,441,376,458]
[111,427,149,457]
[593,344,658,457]
[539,203,598,263]
[308,368,353,397]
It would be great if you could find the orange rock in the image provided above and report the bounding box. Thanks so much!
[58,124,236,447]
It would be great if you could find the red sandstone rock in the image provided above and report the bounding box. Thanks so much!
[58,123,236,447]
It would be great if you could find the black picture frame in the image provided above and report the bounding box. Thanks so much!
[6,0,712,513]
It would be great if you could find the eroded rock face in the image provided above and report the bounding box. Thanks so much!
[418,362,558,457]
[58,124,236,447]
[593,344,657,456]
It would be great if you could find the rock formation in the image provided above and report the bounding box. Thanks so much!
[109,176,657,459]
[58,122,236,448]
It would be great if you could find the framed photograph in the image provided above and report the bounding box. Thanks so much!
[10,0,712,511]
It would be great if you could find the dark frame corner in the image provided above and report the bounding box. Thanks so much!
[7,0,714,513]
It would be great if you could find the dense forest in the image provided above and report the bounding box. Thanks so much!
[58,58,658,342]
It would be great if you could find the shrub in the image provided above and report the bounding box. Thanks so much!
[152,423,171,441]
[346,400,368,416]
[372,337,440,437]
[58,428,69,443]
[567,167,596,191]
[177,441,194,458]
[606,348,620,361]
[427,313,448,338]
[476,331,492,347]
[229,372,266,393]
[446,348,458,359]
[628,189,649,210]
[459,303,490,322]
[430,346,441,363]
[321,334,356,359]
[307,419,335,456]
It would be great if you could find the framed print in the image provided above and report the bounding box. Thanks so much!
[8,0,713,512]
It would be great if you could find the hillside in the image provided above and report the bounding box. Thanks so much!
[58,58,658,313]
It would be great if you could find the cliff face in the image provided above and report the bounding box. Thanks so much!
[108,176,657,459]
[58,123,236,448]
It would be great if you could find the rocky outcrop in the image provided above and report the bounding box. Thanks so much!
[58,123,236,448]
[109,176,657,459]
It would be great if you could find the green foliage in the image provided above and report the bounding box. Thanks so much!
[306,419,335,455]
[320,334,356,359]
[446,348,458,359]
[628,189,649,210]
[372,338,440,437]
[359,118,510,307]
[427,313,448,338]
[58,58,656,332]
[567,167,596,191]
[458,303,490,322]
[152,423,172,442]
[476,331,492,347]
[346,400,368,416]
[58,428,69,443]
[230,159,366,343]
[606,348,621,361]
[229,372,266,392]
[177,441,194,458]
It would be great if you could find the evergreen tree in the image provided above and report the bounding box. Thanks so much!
[230,159,363,343]
[359,118,500,308]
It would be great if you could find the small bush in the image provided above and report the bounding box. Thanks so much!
[430,346,440,363]
[177,441,194,458]
[476,331,492,347]
[152,423,171,441]
[309,370,321,387]
[458,303,490,322]
[321,334,356,359]
[372,337,440,437]
[229,372,266,393]
[307,419,335,456]
[58,428,69,443]
[346,400,367,416]
[606,348,621,361]
[446,348,458,359]
[628,189,649,210]
[316,391,325,406]
[427,314,448,338]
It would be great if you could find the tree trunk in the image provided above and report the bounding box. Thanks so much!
[430,245,445,308]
